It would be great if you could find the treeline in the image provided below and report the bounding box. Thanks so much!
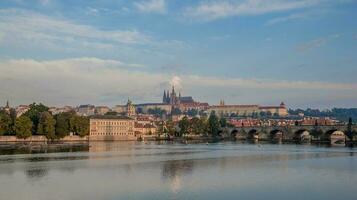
[289,108,357,122]
[0,103,89,139]
[157,112,229,137]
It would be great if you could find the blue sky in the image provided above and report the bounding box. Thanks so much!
[0,0,356,108]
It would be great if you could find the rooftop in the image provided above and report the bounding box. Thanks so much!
[90,115,134,120]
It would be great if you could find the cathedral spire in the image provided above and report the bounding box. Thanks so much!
[163,90,167,103]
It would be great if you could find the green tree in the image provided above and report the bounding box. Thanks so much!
[24,103,49,134]
[190,117,207,135]
[165,119,176,136]
[37,112,56,139]
[14,116,32,138]
[105,111,118,116]
[208,111,220,136]
[178,116,190,136]
[70,115,89,137]
[55,112,73,138]
[171,108,182,115]
[0,111,12,135]
[219,117,227,128]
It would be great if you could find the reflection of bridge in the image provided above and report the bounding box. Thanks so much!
[228,125,357,144]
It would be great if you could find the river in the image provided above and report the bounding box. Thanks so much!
[0,142,356,200]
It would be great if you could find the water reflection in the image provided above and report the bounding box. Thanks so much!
[25,168,48,179]
[0,142,356,200]
[162,160,194,194]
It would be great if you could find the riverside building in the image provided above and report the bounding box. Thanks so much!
[89,115,136,141]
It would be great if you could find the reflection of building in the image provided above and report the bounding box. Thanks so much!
[89,115,136,141]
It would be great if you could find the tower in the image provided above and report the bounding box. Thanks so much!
[126,98,136,117]
[170,86,177,105]
[163,90,167,103]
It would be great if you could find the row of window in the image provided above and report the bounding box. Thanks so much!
[96,127,128,130]
[91,132,134,136]
[92,121,133,126]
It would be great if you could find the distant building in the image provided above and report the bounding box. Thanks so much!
[49,106,74,115]
[259,102,288,117]
[135,103,172,114]
[77,104,96,116]
[89,115,136,141]
[208,100,288,117]
[1,100,11,114]
[207,102,260,117]
[113,99,137,116]
[162,86,209,113]
[95,106,111,115]
[15,105,30,117]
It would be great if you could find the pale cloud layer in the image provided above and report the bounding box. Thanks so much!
[134,0,166,14]
[1,58,356,108]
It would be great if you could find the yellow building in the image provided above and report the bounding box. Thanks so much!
[259,102,288,117]
[89,115,136,141]
[207,104,260,117]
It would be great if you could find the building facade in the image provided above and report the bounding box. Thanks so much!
[207,101,288,117]
[89,115,136,141]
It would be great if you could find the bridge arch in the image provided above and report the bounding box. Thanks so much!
[231,129,238,137]
[294,129,311,142]
[270,129,284,140]
[247,129,259,140]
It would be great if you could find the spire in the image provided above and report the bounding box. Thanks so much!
[172,85,175,95]
[163,90,166,103]
[5,100,9,108]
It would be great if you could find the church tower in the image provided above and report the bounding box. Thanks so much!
[163,90,167,103]
[126,99,136,117]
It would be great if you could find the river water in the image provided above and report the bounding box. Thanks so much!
[0,142,356,200]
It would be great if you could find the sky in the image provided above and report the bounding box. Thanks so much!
[0,0,356,109]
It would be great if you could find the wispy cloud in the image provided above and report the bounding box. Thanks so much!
[0,9,151,51]
[184,0,321,21]
[296,34,341,52]
[134,0,166,14]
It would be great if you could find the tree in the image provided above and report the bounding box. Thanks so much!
[70,115,89,137]
[186,109,198,117]
[219,117,227,128]
[55,112,73,138]
[148,107,166,117]
[208,111,220,136]
[165,119,176,136]
[178,116,190,136]
[171,108,182,115]
[0,111,12,135]
[15,116,32,139]
[105,111,118,116]
[24,103,49,134]
[37,112,56,139]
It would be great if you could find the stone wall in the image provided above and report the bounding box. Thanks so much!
[0,135,88,143]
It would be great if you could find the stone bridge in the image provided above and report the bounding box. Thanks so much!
[227,125,357,144]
